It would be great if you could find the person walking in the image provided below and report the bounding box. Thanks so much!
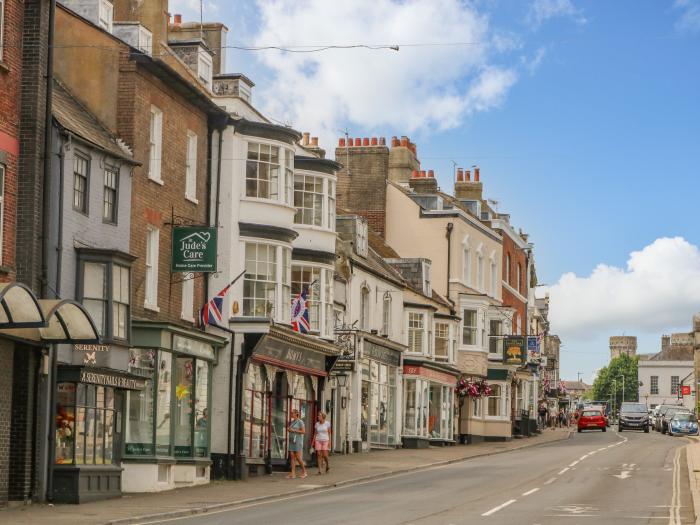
[538,402,547,430]
[312,412,332,474]
[287,409,308,479]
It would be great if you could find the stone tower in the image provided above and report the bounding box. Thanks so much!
[609,336,637,360]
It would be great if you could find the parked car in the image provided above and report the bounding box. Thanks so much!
[618,402,649,432]
[660,407,691,434]
[578,408,607,432]
[655,405,680,432]
[668,412,699,437]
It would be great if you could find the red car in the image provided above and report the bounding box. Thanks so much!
[578,409,607,432]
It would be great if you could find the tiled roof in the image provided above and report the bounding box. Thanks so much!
[52,80,135,162]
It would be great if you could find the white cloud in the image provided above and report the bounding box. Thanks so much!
[169,0,219,18]
[674,0,700,34]
[527,0,587,28]
[521,46,546,75]
[250,0,519,146]
[547,237,700,341]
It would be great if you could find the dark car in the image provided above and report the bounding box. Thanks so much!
[661,407,691,434]
[618,402,649,432]
[656,405,678,432]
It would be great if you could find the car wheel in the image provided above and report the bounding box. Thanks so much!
[619,426,623,432]
[644,426,649,433]
[577,428,581,433]
[602,427,607,432]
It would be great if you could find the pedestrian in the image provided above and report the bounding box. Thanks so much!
[549,405,557,429]
[312,412,332,474]
[287,409,308,479]
[538,402,547,430]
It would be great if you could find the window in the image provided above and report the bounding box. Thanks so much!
[408,312,425,353]
[155,352,172,455]
[355,219,368,257]
[490,259,497,297]
[650,375,659,395]
[73,153,89,213]
[472,397,481,417]
[291,265,328,333]
[282,248,291,322]
[516,314,522,335]
[103,167,118,223]
[327,179,336,229]
[145,227,159,309]
[506,253,511,284]
[476,253,484,291]
[81,260,130,340]
[462,245,471,285]
[246,142,279,200]
[0,0,4,62]
[198,50,213,88]
[462,309,477,346]
[99,0,113,32]
[382,292,391,337]
[487,384,502,416]
[149,106,163,183]
[434,322,449,361]
[174,357,194,457]
[181,273,194,322]
[244,243,277,317]
[360,286,370,330]
[185,131,197,201]
[244,364,268,459]
[671,376,679,395]
[55,383,116,465]
[489,319,501,355]
[125,348,156,456]
[0,165,4,265]
[423,262,432,296]
[294,173,324,226]
[516,263,522,293]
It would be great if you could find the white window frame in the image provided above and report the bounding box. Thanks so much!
[144,226,159,310]
[148,105,163,184]
[462,237,471,285]
[138,26,153,55]
[434,322,450,361]
[462,309,477,346]
[181,273,194,322]
[472,397,482,418]
[407,312,425,354]
[197,48,213,88]
[185,130,198,202]
[291,264,333,337]
[243,242,279,319]
[246,141,286,202]
[486,384,504,418]
[99,0,113,32]
[0,164,4,265]
[650,375,658,395]
[671,375,679,396]
[382,292,391,337]
[423,261,432,297]
[293,172,325,227]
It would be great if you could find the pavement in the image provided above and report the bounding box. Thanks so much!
[129,428,695,525]
[684,435,700,524]
[0,428,570,525]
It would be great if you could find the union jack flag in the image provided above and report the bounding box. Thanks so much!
[291,286,311,334]
[199,270,245,328]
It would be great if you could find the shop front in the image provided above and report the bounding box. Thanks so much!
[402,360,459,448]
[121,322,226,493]
[240,326,339,475]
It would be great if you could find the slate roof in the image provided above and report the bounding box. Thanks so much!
[52,79,136,163]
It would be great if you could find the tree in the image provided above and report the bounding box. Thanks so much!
[592,354,639,412]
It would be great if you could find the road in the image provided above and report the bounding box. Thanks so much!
[140,429,694,525]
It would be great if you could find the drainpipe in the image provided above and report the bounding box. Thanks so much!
[445,223,454,302]
[55,135,66,296]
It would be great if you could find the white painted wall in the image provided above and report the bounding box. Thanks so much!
[639,360,694,409]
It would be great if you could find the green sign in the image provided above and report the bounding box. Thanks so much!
[172,227,217,272]
[503,336,527,365]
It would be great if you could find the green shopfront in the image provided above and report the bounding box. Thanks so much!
[121,322,226,492]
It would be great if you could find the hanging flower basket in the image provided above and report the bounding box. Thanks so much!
[456,378,492,398]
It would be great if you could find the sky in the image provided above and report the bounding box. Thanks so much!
[172,0,700,382]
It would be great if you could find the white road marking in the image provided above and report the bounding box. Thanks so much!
[522,488,540,496]
[544,477,557,485]
[482,499,517,516]
[558,467,570,475]
[630,463,636,468]
[613,470,631,480]
[569,460,579,467]
[669,447,682,525]
[580,454,590,460]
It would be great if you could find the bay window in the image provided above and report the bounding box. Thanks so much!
[327,179,336,228]
[290,265,334,337]
[243,242,291,322]
[487,384,503,417]
[408,312,425,354]
[294,173,323,226]
[79,256,131,341]
[246,142,279,200]
[462,309,477,346]
[434,322,449,361]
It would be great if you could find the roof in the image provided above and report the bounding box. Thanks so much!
[563,380,591,390]
[368,230,401,259]
[649,345,694,361]
[52,80,136,163]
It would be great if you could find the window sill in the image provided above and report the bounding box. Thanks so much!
[0,265,14,276]
[144,303,160,313]
[240,196,296,211]
[148,176,164,186]
[181,315,195,324]
[0,61,10,74]
[185,195,199,205]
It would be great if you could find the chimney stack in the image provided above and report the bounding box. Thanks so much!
[454,166,483,201]
[389,134,420,183]
[457,168,463,182]
[302,132,310,146]
[310,136,319,147]
[174,13,182,26]
[409,167,438,194]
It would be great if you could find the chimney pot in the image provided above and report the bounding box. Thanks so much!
[362,137,370,146]
[379,137,386,146]
[457,168,464,182]
[338,138,346,147]
[391,136,400,147]
[474,167,480,182]
[371,137,378,146]
[409,143,417,155]
[400,136,409,147]
[311,137,318,146]
[174,13,182,25]
[355,138,361,147]
[465,170,471,181]
[302,132,310,145]
[411,169,419,178]
[428,170,434,178]
[419,170,426,178]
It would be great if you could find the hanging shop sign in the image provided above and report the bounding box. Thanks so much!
[504,336,527,365]
[72,343,110,366]
[252,335,327,375]
[363,341,401,367]
[527,336,540,363]
[171,226,217,272]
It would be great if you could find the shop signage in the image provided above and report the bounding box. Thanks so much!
[682,385,692,396]
[253,336,327,374]
[364,341,401,367]
[173,335,215,361]
[403,365,456,385]
[527,336,540,363]
[79,369,146,390]
[171,226,217,272]
[504,336,527,365]
[72,344,110,366]
[332,360,355,372]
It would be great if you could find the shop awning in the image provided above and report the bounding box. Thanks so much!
[0,299,100,344]
[487,369,509,381]
[0,282,45,328]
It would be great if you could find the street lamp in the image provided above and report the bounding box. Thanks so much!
[612,378,617,421]
[617,375,625,404]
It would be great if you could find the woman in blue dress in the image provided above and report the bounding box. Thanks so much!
[287,409,308,479]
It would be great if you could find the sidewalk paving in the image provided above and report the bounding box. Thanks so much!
[1,428,571,525]
[684,437,700,525]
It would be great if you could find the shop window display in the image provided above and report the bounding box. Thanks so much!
[194,361,210,457]
[174,358,194,457]
[125,348,156,455]
[244,364,268,459]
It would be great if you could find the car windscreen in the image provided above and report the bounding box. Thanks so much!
[674,413,697,422]
[620,404,646,413]
[582,411,601,417]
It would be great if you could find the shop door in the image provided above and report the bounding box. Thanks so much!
[114,390,125,464]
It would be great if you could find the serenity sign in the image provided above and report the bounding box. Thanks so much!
[172,226,217,272]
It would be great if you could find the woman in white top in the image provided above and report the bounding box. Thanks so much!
[312,412,332,474]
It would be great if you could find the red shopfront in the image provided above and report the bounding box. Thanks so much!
[242,328,338,472]
[402,361,460,448]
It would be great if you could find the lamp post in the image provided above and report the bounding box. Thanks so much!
[612,378,617,421]
[617,375,625,404]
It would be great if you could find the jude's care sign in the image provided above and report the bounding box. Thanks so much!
[172,227,217,272]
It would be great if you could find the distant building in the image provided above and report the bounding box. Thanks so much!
[610,336,637,360]
[563,380,592,402]
[638,334,694,410]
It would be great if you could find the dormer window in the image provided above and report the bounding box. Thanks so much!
[198,49,213,88]
[423,261,432,297]
[98,0,113,32]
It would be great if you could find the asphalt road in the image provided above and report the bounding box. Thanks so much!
[140,429,694,525]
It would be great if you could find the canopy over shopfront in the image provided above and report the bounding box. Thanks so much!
[0,282,46,328]
[0,299,100,344]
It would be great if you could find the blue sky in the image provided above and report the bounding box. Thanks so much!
[173,0,700,381]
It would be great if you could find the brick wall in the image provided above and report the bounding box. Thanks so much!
[501,233,528,335]
[8,346,36,503]
[17,0,50,293]
[335,144,389,237]
[120,65,210,325]
[0,341,13,505]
